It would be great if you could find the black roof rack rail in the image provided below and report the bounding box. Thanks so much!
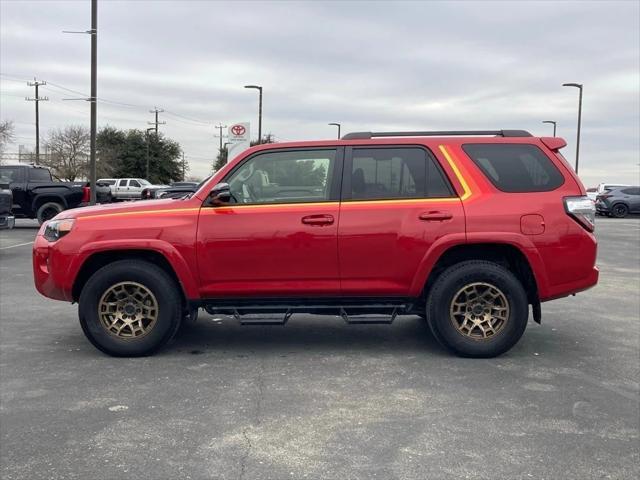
[341,130,532,140]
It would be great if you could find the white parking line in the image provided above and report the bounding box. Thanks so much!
[0,241,34,250]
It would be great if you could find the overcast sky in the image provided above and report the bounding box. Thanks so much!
[1,0,639,185]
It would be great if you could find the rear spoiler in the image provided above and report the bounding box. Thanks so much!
[540,137,567,151]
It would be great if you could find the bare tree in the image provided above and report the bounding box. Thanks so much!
[43,126,90,181]
[0,120,15,163]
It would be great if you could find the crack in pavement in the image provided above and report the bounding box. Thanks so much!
[238,356,266,480]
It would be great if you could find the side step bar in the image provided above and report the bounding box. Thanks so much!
[204,303,411,326]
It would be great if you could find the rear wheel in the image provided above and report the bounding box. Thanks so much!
[426,260,528,358]
[79,260,182,357]
[36,202,63,224]
[611,203,629,218]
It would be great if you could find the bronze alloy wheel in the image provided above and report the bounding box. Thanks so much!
[449,282,510,340]
[98,282,159,339]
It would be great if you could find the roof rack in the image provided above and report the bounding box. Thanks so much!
[341,130,533,140]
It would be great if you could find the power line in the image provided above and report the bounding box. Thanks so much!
[25,78,49,164]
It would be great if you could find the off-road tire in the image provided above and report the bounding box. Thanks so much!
[426,260,528,358]
[78,260,182,357]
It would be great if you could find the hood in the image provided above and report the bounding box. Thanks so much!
[55,198,193,220]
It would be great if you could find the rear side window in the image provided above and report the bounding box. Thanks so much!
[29,168,52,182]
[462,144,564,192]
[621,187,640,195]
[348,147,453,201]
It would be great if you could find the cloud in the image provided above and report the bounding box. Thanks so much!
[1,0,638,186]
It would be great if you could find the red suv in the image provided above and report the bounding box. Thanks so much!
[33,130,598,358]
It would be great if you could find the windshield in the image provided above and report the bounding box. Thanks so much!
[139,179,151,186]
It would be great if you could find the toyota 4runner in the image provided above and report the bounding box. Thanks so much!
[33,130,598,357]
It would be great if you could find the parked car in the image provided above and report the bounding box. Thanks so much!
[33,129,598,358]
[99,178,167,200]
[142,181,200,200]
[0,181,14,229]
[586,187,597,201]
[595,186,640,218]
[0,165,111,224]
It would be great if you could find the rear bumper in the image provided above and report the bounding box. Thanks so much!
[0,214,15,229]
[540,266,599,302]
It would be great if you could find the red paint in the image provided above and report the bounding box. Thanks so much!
[33,135,598,305]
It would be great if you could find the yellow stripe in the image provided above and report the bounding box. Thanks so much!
[77,207,199,220]
[438,145,472,201]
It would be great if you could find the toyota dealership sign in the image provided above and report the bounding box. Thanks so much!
[227,122,251,163]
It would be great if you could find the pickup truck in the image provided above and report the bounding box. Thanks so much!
[98,178,168,201]
[0,165,111,224]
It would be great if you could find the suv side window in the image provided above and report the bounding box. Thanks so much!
[462,144,564,192]
[226,149,337,204]
[621,187,640,195]
[129,180,141,188]
[347,147,453,201]
[117,179,128,187]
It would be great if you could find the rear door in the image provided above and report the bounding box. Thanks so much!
[337,145,465,296]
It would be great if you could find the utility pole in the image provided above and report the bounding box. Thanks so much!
[60,0,97,203]
[214,123,227,153]
[148,107,166,135]
[26,79,49,165]
[145,127,154,180]
[89,0,97,204]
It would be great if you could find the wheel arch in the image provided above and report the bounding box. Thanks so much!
[420,243,541,321]
[71,248,193,309]
[32,194,67,212]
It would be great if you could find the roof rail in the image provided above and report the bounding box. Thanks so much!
[341,130,533,140]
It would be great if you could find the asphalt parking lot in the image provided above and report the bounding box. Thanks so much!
[1,218,638,480]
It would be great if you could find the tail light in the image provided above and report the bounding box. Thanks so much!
[564,196,595,232]
[81,186,90,203]
[597,194,612,200]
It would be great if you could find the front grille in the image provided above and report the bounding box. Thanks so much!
[0,193,11,214]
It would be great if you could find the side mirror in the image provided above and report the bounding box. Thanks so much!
[209,182,232,204]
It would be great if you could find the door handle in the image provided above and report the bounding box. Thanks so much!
[301,214,334,226]
[419,211,453,221]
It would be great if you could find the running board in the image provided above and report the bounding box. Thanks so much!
[203,303,409,326]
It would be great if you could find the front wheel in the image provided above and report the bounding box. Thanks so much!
[426,260,528,358]
[79,260,182,356]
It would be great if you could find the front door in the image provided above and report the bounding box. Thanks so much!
[338,145,465,296]
[197,147,343,298]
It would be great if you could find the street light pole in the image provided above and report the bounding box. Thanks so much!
[89,0,97,204]
[542,120,557,137]
[244,85,262,144]
[562,83,583,174]
[328,122,341,139]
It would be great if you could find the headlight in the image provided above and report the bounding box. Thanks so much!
[43,218,76,242]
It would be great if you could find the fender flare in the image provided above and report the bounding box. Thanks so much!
[409,232,551,299]
[71,239,199,300]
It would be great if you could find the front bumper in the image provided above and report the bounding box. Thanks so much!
[33,233,74,301]
[0,214,15,229]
